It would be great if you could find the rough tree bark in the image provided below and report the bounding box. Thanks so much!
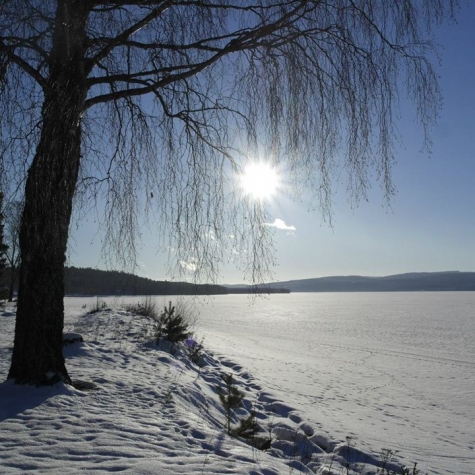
[8,1,88,385]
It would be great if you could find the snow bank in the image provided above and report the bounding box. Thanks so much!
[0,304,407,474]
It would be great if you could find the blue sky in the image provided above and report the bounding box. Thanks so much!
[69,3,475,284]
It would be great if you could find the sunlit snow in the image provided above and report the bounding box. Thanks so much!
[0,299,403,475]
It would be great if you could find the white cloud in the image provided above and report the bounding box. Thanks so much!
[179,259,197,272]
[264,218,296,231]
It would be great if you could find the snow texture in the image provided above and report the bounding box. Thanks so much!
[0,301,407,475]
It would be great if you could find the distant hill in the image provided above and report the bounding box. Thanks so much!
[4,268,474,297]
[258,271,475,292]
[64,267,227,296]
[1,266,289,297]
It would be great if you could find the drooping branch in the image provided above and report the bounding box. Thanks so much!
[0,41,47,89]
[0,0,459,387]
[1,0,458,282]
[85,2,172,73]
[84,2,316,109]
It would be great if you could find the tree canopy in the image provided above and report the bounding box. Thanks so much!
[0,0,458,384]
[1,0,457,281]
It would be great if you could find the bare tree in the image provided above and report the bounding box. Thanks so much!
[0,192,8,297]
[0,0,457,385]
[3,201,23,302]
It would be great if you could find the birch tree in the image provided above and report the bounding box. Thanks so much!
[0,0,456,385]
[3,201,23,302]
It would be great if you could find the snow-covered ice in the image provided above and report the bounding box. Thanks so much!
[0,298,411,475]
[191,292,475,475]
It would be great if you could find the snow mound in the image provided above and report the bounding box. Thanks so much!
[0,305,407,474]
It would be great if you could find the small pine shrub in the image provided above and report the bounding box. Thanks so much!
[184,335,205,365]
[154,301,190,344]
[230,411,260,440]
[217,374,262,440]
[125,298,197,352]
[377,449,423,475]
[397,463,421,475]
[217,373,244,435]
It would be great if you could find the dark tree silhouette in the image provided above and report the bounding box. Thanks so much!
[0,1,457,385]
[0,192,8,297]
[3,201,22,301]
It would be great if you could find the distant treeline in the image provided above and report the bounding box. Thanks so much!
[0,266,291,297]
[63,267,228,296]
[4,267,473,296]
[63,267,291,296]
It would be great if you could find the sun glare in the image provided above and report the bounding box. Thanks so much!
[240,162,280,200]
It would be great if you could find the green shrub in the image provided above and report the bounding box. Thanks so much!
[230,411,260,440]
[153,301,191,344]
[217,373,244,435]
[377,449,423,475]
[184,336,205,366]
[217,373,262,441]
[400,465,421,475]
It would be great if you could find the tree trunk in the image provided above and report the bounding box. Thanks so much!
[8,265,16,302]
[8,1,88,385]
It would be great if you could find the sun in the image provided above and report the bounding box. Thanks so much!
[240,162,280,200]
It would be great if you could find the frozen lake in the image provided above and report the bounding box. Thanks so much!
[193,292,475,475]
[65,292,475,474]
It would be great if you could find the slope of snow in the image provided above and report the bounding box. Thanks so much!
[1,303,407,474]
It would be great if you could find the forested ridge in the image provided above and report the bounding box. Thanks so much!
[1,266,292,296]
[63,267,228,296]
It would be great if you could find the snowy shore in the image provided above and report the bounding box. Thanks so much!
[1,304,414,474]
